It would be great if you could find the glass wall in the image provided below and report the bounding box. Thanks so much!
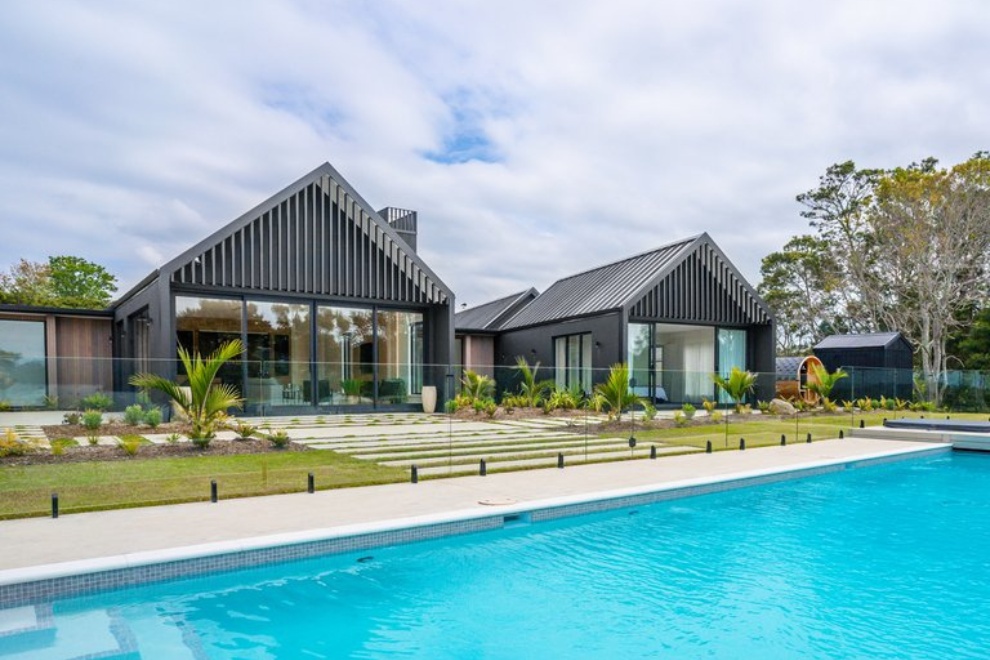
[657,324,715,402]
[172,296,427,410]
[554,333,592,393]
[627,323,653,401]
[246,301,311,407]
[175,296,243,394]
[315,306,375,405]
[0,319,46,407]
[377,310,424,404]
[717,328,748,403]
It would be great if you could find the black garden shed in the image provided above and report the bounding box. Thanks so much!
[813,332,914,401]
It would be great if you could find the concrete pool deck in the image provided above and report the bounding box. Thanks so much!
[0,436,945,580]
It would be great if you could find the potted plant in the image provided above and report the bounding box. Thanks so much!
[341,378,363,404]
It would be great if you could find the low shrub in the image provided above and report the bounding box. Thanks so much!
[165,433,181,444]
[81,409,103,431]
[673,411,688,427]
[267,429,292,448]
[118,435,143,456]
[50,438,75,457]
[80,392,114,411]
[62,411,82,425]
[0,401,11,412]
[643,402,658,421]
[124,404,146,426]
[227,420,258,440]
[0,429,33,457]
[144,407,163,429]
[681,403,696,419]
[87,433,99,446]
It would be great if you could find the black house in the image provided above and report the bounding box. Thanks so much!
[455,233,776,404]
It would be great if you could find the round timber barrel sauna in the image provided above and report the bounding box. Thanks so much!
[775,355,825,405]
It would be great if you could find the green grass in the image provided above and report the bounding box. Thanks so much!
[0,450,406,520]
[3,409,985,520]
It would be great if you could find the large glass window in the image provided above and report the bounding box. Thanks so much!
[377,310,424,404]
[627,323,652,400]
[315,306,375,405]
[246,301,311,407]
[0,319,46,407]
[554,333,591,393]
[175,296,243,395]
[656,324,715,403]
[717,328,748,403]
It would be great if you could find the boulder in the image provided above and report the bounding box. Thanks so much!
[769,398,797,416]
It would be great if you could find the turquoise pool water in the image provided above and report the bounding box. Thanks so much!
[3,452,989,659]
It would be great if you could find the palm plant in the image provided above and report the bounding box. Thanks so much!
[712,367,757,413]
[513,356,553,408]
[460,369,495,402]
[806,363,848,404]
[130,339,244,444]
[592,363,644,421]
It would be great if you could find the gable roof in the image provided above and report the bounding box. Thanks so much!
[500,233,772,330]
[814,332,909,350]
[118,162,452,307]
[455,288,538,332]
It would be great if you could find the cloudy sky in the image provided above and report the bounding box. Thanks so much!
[1,1,988,307]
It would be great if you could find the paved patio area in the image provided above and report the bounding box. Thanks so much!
[0,436,942,575]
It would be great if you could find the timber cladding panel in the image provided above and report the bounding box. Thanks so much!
[54,316,113,403]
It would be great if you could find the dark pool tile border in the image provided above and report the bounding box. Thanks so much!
[0,444,949,608]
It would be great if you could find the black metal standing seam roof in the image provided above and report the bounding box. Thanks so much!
[499,236,698,330]
[454,288,538,332]
[814,332,905,350]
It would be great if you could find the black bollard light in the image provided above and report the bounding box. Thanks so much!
[839,429,844,439]
[480,458,487,476]
[411,465,419,484]
[307,472,315,494]
[210,479,218,503]
[739,438,746,451]
[51,492,59,519]
[781,434,786,446]
[806,432,812,443]
[650,445,657,459]
[706,440,712,454]
[558,452,565,469]
[883,418,887,425]
[859,419,865,428]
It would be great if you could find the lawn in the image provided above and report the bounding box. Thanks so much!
[0,450,406,519]
[1,409,984,520]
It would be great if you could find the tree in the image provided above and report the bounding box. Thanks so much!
[757,235,844,353]
[712,367,757,413]
[0,256,117,308]
[0,259,54,306]
[806,363,848,402]
[948,305,990,371]
[513,356,553,408]
[779,153,990,405]
[863,156,990,402]
[130,339,244,445]
[592,363,643,421]
[47,255,117,308]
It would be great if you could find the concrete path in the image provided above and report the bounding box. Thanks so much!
[0,437,942,572]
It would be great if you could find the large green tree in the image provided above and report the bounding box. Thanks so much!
[764,153,990,404]
[0,256,117,308]
[757,235,844,353]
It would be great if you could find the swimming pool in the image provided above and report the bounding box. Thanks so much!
[2,451,988,658]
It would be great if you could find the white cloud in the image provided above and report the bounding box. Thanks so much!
[1,0,989,306]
